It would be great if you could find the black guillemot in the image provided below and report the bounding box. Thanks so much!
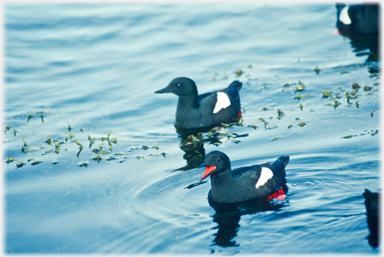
[200,151,289,204]
[155,77,242,130]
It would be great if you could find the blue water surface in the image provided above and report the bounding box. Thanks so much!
[4,3,381,254]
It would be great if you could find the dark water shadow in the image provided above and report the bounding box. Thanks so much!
[344,33,379,63]
[363,189,380,249]
[172,117,244,172]
[208,184,289,247]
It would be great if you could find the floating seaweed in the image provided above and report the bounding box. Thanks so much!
[271,136,282,141]
[40,111,44,123]
[31,160,42,165]
[325,100,340,109]
[259,118,268,130]
[119,156,129,163]
[43,149,53,155]
[88,135,95,148]
[75,140,83,148]
[346,92,351,104]
[6,157,15,163]
[277,108,284,120]
[16,162,25,168]
[294,93,315,100]
[76,140,83,158]
[294,81,306,92]
[298,122,306,127]
[341,135,357,139]
[352,83,360,89]
[4,124,10,134]
[79,161,89,167]
[107,155,116,161]
[322,91,333,98]
[314,66,321,74]
[92,155,102,162]
[370,130,379,136]
[27,114,34,123]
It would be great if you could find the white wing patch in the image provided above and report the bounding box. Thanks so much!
[213,92,231,114]
[339,6,351,25]
[255,167,273,189]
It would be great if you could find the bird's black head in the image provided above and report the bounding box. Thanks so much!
[155,77,198,97]
[200,151,231,181]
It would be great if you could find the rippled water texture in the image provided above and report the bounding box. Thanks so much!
[4,3,380,254]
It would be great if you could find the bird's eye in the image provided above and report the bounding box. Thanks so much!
[216,159,221,163]
[176,84,181,88]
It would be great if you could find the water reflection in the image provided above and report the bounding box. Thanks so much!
[343,33,379,63]
[174,117,244,171]
[208,185,288,247]
[363,189,379,249]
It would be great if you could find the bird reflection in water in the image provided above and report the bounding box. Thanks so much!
[174,117,244,172]
[209,184,288,247]
[185,181,288,247]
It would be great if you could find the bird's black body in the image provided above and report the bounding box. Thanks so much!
[336,3,379,34]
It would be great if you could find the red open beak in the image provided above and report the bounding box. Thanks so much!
[200,165,216,181]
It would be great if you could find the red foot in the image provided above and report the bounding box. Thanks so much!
[237,109,242,117]
[267,187,286,202]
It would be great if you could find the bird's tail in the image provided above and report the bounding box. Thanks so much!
[278,156,290,169]
[228,80,242,92]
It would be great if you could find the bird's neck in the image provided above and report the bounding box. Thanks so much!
[177,95,199,109]
[210,169,233,189]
